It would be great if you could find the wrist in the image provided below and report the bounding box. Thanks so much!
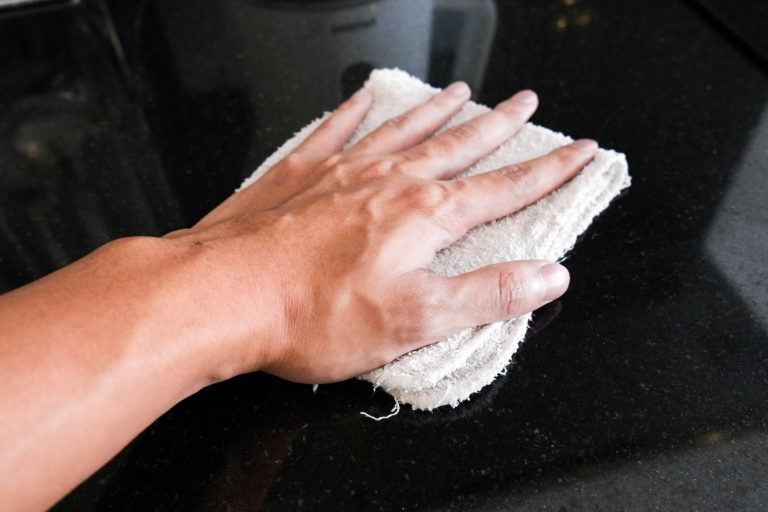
[125,233,284,388]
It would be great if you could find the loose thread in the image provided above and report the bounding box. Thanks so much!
[360,397,401,421]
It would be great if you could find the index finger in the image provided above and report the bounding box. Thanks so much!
[396,90,539,179]
[451,139,599,232]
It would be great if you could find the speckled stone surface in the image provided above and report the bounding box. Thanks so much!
[2,0,768,510]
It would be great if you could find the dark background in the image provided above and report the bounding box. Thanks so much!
[1,0,768,510]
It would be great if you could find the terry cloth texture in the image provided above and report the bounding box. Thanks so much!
[240,68,631,411]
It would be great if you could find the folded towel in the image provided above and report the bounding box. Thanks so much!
[240,68,630,411]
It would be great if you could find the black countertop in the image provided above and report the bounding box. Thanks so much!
[2,0,768,510]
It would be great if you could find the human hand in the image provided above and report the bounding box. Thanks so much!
[166,82,597,384]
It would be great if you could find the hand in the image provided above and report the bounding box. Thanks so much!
[166,82,597,384]
[0,83,598,509]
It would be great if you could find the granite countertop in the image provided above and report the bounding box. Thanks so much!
[2,0,768,510]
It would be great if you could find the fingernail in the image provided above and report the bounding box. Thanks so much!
[511,89,538,104]
[570,139,598,152]
[539,263,570,303]
[445,81,470,97]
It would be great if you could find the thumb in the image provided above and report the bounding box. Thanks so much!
[427,260,570,339]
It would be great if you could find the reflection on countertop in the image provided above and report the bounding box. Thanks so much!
[1,0,768,510]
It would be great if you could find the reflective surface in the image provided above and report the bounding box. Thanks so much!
[2,0,768,510]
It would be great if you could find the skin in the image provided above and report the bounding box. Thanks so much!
[0,81,598,511]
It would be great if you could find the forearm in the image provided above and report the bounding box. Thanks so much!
[0,236,261,511]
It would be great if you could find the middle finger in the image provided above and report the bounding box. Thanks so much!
[397,90,539,180]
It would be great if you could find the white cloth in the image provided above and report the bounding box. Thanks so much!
[240,68,631,411]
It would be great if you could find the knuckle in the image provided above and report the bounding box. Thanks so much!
[406,181,453,212]
[382,115,411,133]
[389,158,410,175]
[163,228,191,239]
[436,182,471,229]
[280,153,305,172]
[497,164,538,195]
[448,123,482,145]
[555,146,575,161]
[515,167,540,194]
[329,163,353,184]
[497,271,529,317]
[496,164,524,182]
[409,145,434,159]
[402,146,439,166]
[320,153,344,170]
[449,179,468,194]
[359,160,394,181]
[554,146,583,168]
